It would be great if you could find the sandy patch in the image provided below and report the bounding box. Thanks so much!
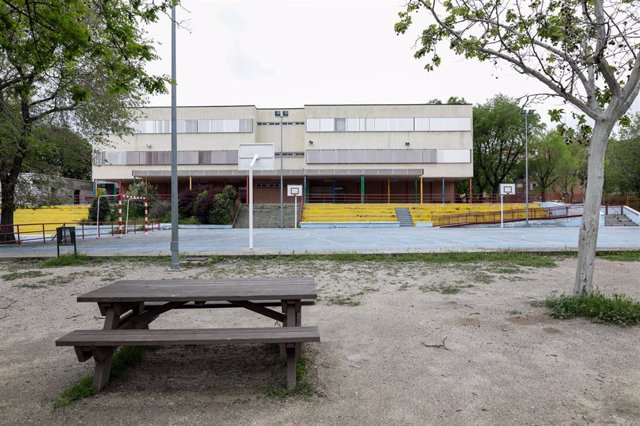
[0,256,639,425]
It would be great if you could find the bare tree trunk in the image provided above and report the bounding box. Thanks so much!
[574,120,615,295]
[0,174,18,243]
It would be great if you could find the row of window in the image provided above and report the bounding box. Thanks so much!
[306,117,471,133]
[256,122,305,126]
[305,149,470,164]
[95,149,470,166]
[134,119,253,134]
[132,117,471,134]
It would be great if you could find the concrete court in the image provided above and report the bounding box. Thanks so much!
[0,226,639,257]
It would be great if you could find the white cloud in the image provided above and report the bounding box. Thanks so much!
[216,7,248,34]
[226,45,275,81]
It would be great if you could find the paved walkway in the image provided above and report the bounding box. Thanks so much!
[1,226,639,257]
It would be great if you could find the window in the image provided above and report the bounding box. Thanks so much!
[319,118,334,132]
[373,118,413,131]
[346,118,360,131]
[429,117,472,131]
[134,119,252,133]
[304,116,470,133]
[198,119,211,133]
[185,120,198,133]
[306,119,320,132]
[239,119,253,132]
[414,118,430,131]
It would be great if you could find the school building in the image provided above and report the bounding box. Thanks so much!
[92,103,473,203]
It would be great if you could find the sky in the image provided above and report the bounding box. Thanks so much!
[142,0,635,124]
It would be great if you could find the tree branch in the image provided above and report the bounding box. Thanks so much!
[421,0,600,119]
[591,0,621,97]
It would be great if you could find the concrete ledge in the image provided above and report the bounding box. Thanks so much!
[623,206,640,226]
[160,223,233,230]
[415,222,434,228]
[300,222,399,228]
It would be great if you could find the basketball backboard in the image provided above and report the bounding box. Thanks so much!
[287,185,303,197]
[238,143,275,170]
[500,183,516,195]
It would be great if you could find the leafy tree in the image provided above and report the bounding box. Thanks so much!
[210,192,234,225]
[396,0,640,295]
[473,95,542,197]
[606,114,640,196]
[528,131,571,201]
[427,96,468,104]
[222,185,238,203]
[192,190,214,224]
[88,196,110,223]
[0,0,174,242]
[26,125,92,180]
[557,142,586,203]
[125,180,158,218]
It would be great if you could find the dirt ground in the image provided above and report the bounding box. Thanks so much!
[1,255,639,425]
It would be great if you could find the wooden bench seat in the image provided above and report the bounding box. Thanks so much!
[56,327,320,391]
[143,300,315,309]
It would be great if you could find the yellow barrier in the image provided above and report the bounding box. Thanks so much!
[6,206,90,233]
[303,203,547,225]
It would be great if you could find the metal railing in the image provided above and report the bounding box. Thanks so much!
[433,205,579,227]
[0,219,161,244]
[304,193,542,204]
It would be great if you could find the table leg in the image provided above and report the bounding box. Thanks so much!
[294,300,302,360]
[93,347,116,391]
[93,303,123,390]
[286,343,296,390]
[279,301,287,359]
[133,302,148,329]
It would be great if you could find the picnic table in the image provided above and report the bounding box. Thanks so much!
[56,278,320,391]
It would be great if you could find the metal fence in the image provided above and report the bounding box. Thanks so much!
[0,219,161,244]
[434,205,581,227]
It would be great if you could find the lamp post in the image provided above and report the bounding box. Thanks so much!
[520,109,535,226]
[169,4,180,270]
[275,110,288,229]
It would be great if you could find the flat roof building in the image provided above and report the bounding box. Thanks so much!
[93,103,473,203]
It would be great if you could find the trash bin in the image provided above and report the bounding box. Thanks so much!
[56,226,77,257]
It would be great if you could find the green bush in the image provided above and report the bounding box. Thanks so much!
[177,185,237,224]
[88,197,110,222]
[210,192,234,224]
[150,200,171,222]
[544,292,640,326]
[178,188,196,218]
[222,184,238,203]
[193,190,214,224]
[125,181,158,218]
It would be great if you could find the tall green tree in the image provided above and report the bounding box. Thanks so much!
[606,114,640,196]
[556,141,586,203]
[27,125,92,180]
[527,131,570,201]
[396,0,640,295]
[427,96,468,104]
[472,95,542,197]
[0,0,175,242]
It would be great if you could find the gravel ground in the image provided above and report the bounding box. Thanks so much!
[0,256,639,425]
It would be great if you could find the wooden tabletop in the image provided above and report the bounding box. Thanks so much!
[77,277,317,303]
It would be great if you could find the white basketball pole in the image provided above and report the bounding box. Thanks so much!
[294,195,298,229]
[500,194,504,228]
[249,154,258,249]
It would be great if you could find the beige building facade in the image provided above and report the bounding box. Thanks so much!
[93,103,473,203]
